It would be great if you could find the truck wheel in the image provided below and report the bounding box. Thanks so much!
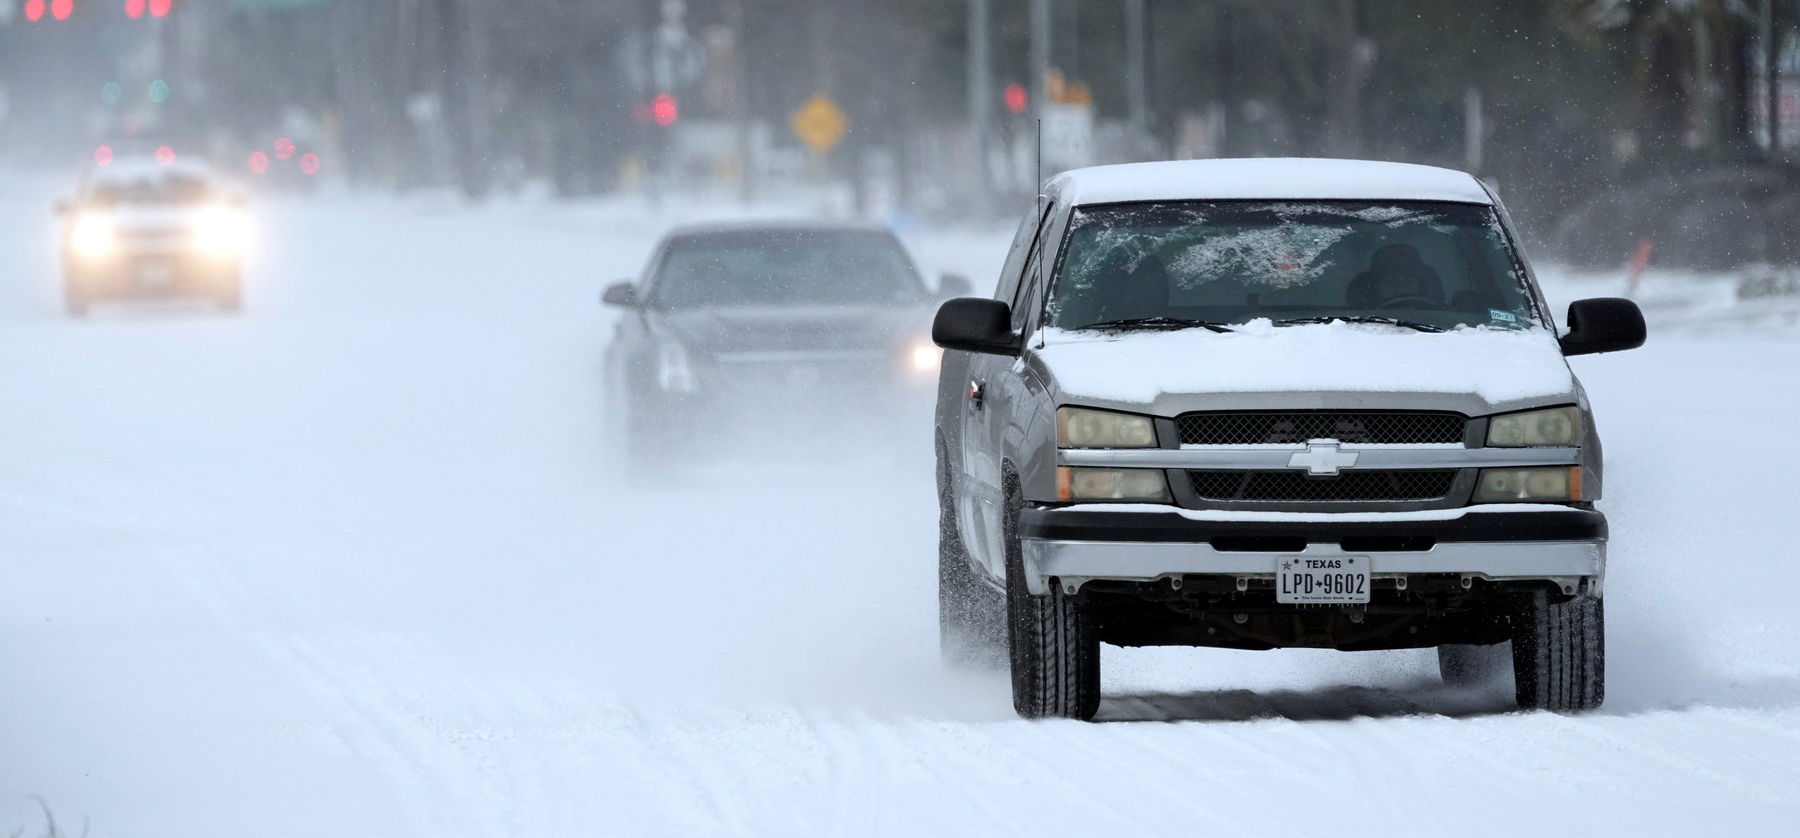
[1437,643,1510,688]
[1003,479,1100,720]
[937,442,1004,668]
[1510,590,1604,711]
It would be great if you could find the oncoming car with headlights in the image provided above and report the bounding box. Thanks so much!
[602,221,968,472]
[58,157,251,316]
[932,159,1647,721]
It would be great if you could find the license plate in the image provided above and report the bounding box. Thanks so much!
[138,263,174,287]
[1276,555,1370,604]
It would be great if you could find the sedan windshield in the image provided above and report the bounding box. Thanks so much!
[86,173,214,206]
[1048,201,1540,332]
[651,229,924,308]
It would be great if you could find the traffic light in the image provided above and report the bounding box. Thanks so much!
[651,94,678,128]
[1003,83,1028,115]
[123,0,168,18]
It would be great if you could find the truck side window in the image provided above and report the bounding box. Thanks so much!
[1011,206,1057,331]
[993,200,1052,306]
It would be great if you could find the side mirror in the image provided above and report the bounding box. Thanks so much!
[938,273,973,298]
[1559,297,1646,356]
[601,281,638,307]
[933,297,1019,356]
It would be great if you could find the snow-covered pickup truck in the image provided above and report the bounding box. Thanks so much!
[932,159,1645,721]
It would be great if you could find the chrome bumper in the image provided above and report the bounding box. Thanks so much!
[1021,538,1605,597]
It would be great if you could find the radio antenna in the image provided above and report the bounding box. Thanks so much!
[1034,117,1043,197]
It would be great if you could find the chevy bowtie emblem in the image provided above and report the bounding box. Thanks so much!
[1288,439,1359,476]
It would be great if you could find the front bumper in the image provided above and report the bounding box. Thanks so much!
[1019,505,1605,596]
[66,250,239,297]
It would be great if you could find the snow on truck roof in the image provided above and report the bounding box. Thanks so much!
[1049,158,1493,207]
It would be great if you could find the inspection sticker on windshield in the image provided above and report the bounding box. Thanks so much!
[1276,556,1370,604]
[1488,309,1518,325]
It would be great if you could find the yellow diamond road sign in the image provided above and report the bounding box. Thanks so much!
[792,95,848,155]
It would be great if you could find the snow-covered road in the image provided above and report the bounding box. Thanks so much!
[3,178,1799,836]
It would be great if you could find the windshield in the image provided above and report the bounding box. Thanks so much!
[84,173,213,206]
[650,229,924,308]
[1048,201,1539,332]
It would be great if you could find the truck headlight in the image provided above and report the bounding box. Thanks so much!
[191,207,251,258]
[70,215,116,260]
[1487,406,1583,447]
[1474,467,1582,502]
[1058,467,1170,502]
[1057,406,1157,448]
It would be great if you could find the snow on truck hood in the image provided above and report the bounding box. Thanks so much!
[1035,321,1574,410]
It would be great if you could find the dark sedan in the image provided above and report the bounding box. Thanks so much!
[601,221,968,474]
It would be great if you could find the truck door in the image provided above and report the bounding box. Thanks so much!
[961,201,1055,578]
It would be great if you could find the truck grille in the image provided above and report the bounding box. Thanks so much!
[1176,411,1465,445]
[1187,470,1458,502]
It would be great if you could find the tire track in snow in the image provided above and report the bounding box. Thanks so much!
[156,544,502,837]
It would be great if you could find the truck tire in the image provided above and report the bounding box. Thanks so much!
[1437,643,1510,688]
[937,442,1004,668]
[1003,478,1100,720]
[1510,590,1604,711]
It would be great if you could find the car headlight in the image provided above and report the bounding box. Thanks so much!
[1057,406,1157,448]
[1058,467,1170,502]
[70,215,116,259]
[1487,406,1583,447]
[656,341,697,393]
[908,341,942,374]
[191,207,251,258]
[1474,467,1582,502]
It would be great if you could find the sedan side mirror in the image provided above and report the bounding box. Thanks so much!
[601,281,638,307]
[1559,297,1646,356]
[933,297,1019,356]
[938,273,973,299]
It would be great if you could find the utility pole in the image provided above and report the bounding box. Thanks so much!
[1765,0,1781,154]
[730,0,754,203]
[1125,0,1148,159]
[967,0,993,216]
[1216,2,1233,157]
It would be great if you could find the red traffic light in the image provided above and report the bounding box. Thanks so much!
[149,0,170,17]
[125,0,144,18]
[50,0,72,21]
[24,0,44,22]
[651,94,678,128]
[299,153,320,176]
[248,151,269,175]
[1003,83,1028,115]
[94,145,115,168]
[154,145,175,167]
[273,137,296,160]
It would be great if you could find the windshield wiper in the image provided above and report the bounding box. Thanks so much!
[1078,316,1234,333]
[1274,315,1445,333]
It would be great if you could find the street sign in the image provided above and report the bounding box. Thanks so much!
[791,95,848,155]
